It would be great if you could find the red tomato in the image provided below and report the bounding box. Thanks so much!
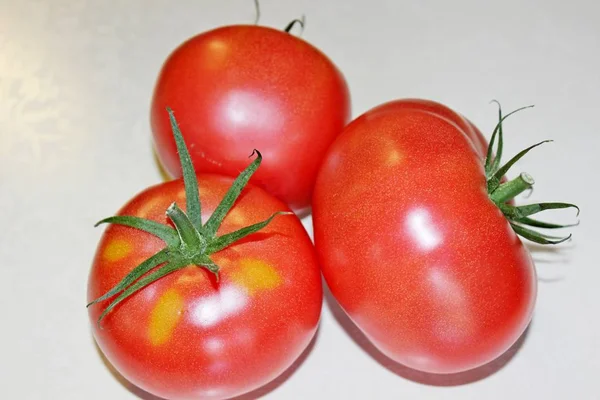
[150,25,351,213]
[312,99,538,374]
[88,175,322,399]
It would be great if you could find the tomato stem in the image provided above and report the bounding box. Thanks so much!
[284,15,306,34]
[166,203,207,257]
[253,0,260,25]
[490,173,534,204]
[484,102,579,245]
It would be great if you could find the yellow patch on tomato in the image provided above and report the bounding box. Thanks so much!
[176,270,206,285]
[386,148,403,166]
[179,187,210,201]
[136,197,164,218]
[211,255,233,267]
[103,239,132,262]
[148,289,184,346]
[226,208,246,225]
[232,259,281,295]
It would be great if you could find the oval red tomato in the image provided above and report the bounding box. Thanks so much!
[150,25,351,213]
[312,99,540,374]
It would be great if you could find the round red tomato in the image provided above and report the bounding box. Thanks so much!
[312,99,539,374]
[150,25,351,213]
[88,174,322,399]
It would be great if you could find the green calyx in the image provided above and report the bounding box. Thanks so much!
[87,108,290,326]
[484,101,579,245]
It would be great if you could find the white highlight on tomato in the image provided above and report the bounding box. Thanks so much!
[221,90,284,137]
[203,337,225,354]
[191,285,248,328]
[406,208,442,251]
[427,267,474,344]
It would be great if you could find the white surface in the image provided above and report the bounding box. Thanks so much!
[1,0,598,399]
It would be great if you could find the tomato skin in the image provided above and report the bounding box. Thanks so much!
[368,99,490,158]
[151,25,351,213]
[88,174,322,399]
[312,99,536,374]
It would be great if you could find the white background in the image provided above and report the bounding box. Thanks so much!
[1,0,598,399]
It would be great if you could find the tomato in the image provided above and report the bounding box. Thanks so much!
[150,25,351,213]
[312,99,577,374]
[88,112,322,399]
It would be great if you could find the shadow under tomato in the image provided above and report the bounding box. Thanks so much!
[92,326,319,400]
[323,284,531,386]
[527,241,575,264]
[526,241,576,283]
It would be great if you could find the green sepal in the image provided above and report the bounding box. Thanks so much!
[206,211,292,254]
[499,202,580,220]
[203,150,262,238]
[510,222,572,245]
[96,259,189,327]
[488,140,551,194]
[167,107,203,231]
[87,249,170,308]
[95,216,179,247]
[284,15,305,34]
[513,216,580,230]
[193,254,221,281]
[485,104,534,178]
[485,101,504,177]
[253,0,260,24]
